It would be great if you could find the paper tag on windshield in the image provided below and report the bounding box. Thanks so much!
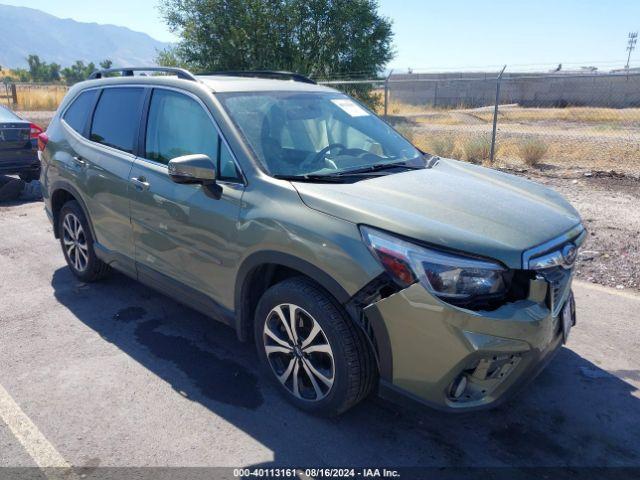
[331,99,370,117]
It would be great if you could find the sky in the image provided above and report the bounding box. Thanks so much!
[2,0,639,72]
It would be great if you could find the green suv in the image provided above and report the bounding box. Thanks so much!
[41,67,584,416]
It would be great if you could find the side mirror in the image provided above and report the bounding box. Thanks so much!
[168,154,216,185]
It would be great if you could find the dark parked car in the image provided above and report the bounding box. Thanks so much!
[0,105,42,182]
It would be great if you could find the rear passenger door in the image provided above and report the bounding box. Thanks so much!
[74,87,145,274]
[129,88,245,311]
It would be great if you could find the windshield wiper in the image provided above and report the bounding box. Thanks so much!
[274,174,350,183]
[335,160,424,176]
[274,159,426,182]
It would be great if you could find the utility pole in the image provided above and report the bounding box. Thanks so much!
[626,32,638,71]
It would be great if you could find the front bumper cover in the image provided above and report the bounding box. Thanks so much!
[365,277,567,411]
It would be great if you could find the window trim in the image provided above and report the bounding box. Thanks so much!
[60,88,100,138]
[139,86,246,186]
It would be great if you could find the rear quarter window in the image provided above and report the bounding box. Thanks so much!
[90,88,145,153]
[62,90,97,134]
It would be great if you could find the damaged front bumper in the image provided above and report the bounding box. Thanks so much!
[365,276,569,411]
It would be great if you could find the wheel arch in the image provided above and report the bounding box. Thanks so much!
[50,182,95,240]
[234,251,352,343]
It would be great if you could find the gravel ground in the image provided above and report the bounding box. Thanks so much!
[18,110,55,129]
[508,169,640,292]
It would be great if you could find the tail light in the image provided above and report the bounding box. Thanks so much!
[30,123,43,139]
[37,132,49,152]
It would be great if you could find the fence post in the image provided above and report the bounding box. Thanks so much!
[489,65,506,163]
[384,69,393,119]
[433,81,438,107]
[10,83,18,108]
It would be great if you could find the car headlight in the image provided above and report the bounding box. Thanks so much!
[360,226,509,305]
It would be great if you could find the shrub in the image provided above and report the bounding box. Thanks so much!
[461,136,492,164]
[518,138,548,166]
[425,136,456,157]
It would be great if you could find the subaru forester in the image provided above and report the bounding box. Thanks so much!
[40,67,584,416]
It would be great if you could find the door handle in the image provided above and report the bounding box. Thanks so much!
[72,156,87,167]
[130,176,150,191]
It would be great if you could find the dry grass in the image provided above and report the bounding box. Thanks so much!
[517,139,548,166]
[14,85,67,111]
[495,134,640,173]
[389,101,640,174]
[423,136,456,157]
[403,128,640,174]
[474,107,640,125]
[383,99,472,116]
[460,135,492,164]
[385,100,640,127]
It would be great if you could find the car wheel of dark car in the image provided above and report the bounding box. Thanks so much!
[58,200,110,282]
[18,171,39,183]
[254,277,377,416]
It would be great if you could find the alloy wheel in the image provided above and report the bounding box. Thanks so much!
[263,303,335,401]
[62,212,89,272]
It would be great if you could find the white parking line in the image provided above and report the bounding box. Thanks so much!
[0,382,76,476]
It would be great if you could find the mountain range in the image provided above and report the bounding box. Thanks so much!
[0,4,170,69]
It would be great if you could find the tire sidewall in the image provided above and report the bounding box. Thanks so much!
[58,201,98,281]
[254,281,352,415]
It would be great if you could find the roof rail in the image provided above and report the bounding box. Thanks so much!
[200,70,316,84]
[88,67,198,81]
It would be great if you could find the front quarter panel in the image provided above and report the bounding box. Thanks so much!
[236,176,383,300]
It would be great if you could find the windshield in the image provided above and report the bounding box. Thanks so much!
[218,91,422,177]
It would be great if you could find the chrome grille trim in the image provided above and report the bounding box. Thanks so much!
[522,224,586,269]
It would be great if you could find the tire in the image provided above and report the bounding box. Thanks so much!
[19,170,39,183]
[58,200,110,282]
[254,277,377,416]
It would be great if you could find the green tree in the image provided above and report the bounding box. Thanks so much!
[61,60,96,85]
[26,55,61,82]
[159,0,394,104]
[13,68,30,82]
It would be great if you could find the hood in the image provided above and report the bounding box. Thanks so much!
[292,158,581,268]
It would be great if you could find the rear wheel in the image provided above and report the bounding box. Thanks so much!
[58,200,110,282]
[254,277,377,416]
[19,170,39,183]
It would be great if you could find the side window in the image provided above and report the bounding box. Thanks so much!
[218,140,241,182]
[90,88,144,154]
[145,89,218,165]
[62,90,97,135]
[145,89,242,182]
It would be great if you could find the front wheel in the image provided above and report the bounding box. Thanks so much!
[58,200,110,282]
[254,277,377,416]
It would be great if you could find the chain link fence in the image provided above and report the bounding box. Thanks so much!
[320,70,640,176]
[4,70,640,176]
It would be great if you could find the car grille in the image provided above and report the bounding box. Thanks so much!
[537,266,573,317]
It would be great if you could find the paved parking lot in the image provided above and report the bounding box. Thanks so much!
[1,199,639,473]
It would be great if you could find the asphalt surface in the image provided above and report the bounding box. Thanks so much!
[1,199,639,473]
